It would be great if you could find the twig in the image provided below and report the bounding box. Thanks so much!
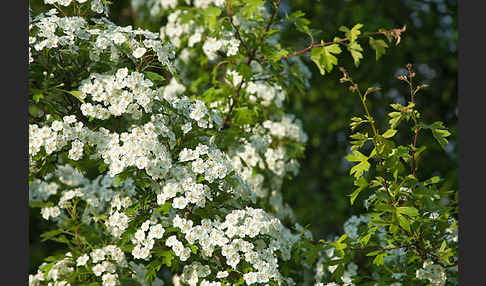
[262,25,406,62]
[411,128,420,178]
[349,245,407,251]
[227,4,250,56]
[406,64,420,179]
[222,0,281,129]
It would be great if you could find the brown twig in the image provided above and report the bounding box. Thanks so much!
[349,245,407,251]
[406,64,420,179]
[262,25,406,62]
[228,9,250,56]
[222,0,281,129]
[74,226,83,251]
[411,128,420,178]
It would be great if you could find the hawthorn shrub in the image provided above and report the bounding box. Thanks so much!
[28,1,458,285]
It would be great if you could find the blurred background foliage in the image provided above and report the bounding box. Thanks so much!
[29,0,457,272]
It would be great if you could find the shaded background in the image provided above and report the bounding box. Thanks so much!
[29,0,457,272]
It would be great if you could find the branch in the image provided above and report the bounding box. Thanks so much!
[248,0,281,64]
[349,245,408,251]
[411,128,420,178]
[227,3,250,57]
[259,0,281,44]
[222,0,281,129]
[260,25,406,62]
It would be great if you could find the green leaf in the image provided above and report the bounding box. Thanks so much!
[337,233,348,243]
[203,7,221,31]
[31,89,44,103]
[369,37,388,61]
[161,251,174,267]
[372,253,386,266]
[396,213,410,232]
[144,71,165,83]
[388,111,402,129]
[346,150,368,162]
[339,23,363,42]
[154,202,171,215]
[424,176,442,185]
[40,229,64,242]
[397,206,419,217]
[310,42,342,75]
[119,278,142,286]
[432,129,451,149]
[346,150,371,178]
[67,90,85,104]
[234,107,258,125]
[382,129,398,139]
[240,0,264,19]
[286,11,311,36]
[360,233,372,246]
[419,121,451,149]
[439,241,447,252]
[349,176,368,205]
[269,49,289,62]
[347,41,363,67]
[350,160,370,178]
[349,132,369,150]
[349,117,367,131]
[366,250,382,257]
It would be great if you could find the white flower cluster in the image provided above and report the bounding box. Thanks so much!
[416,260,447,286]
[30,164,136,234]
[29,252,74,286]
[444,217,458,243]
[79,68,157,120]
[77,245,128,286]
[29,9,173,67]
[29,179,59,202]
[133,0,225,18]
[262,115,308,143]
[157,7,241,59]
[314,248,359,286]
[131,220,166,260]
[226,69,243,87]
[87,17,174,66]
[343,215,369,239]
[30,115,174,179]
[30,245,126,286]
[165,235,192,261]
[202,37,223,60]
[30,9,87,60]
[168,208,300,285]
[193,0,225,9]
[245,81,286,108]
[202,36,241,60]
[156,173,209,210]
[181,261,212,286]
[225,118,306,219]
[179,144,231,180]
[105,197,132,237]
[160,78,223,129]
[160,10,194,48]
[44,0,108,14]
[232,143,267,198]
[40,206,61,220]
[146,0,178,16]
